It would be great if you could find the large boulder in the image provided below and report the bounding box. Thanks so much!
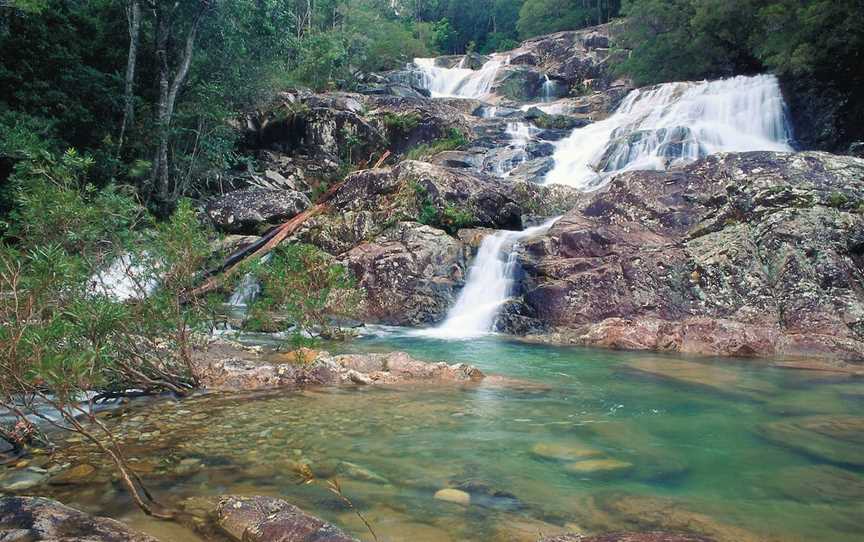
[215,495,357,542]
[206,188,311,234]
[0,496,159,542]
[342,222,466,325]
[295,161,525,256]
[520,151,864,361]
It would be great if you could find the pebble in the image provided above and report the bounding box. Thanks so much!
[434,488,471,506]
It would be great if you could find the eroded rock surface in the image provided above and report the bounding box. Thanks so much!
[215,495,357,542]
[193,340,485,391]
[0,496,158,542]
[519,151,864,361]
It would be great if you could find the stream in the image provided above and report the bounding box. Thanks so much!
[14,330,864,542]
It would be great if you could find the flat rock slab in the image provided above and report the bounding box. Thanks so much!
[0,496,158,542]
[216,495,358,542]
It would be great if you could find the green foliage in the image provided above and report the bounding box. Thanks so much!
[403,128,468,161]
[247,244,362,341]
[518,0,620,39]
[381,112,422,141]
[409,177,475,234]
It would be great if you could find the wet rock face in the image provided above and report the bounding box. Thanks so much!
[206,188,311,234]
[521,151,864,361]
[0,496,159,542]
[343,222,466,325]
[215,495,358,542]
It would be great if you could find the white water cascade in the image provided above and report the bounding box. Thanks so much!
[493,122,541,177]
[419,217,560,339]
[545,74,793,190]
[226,253,272,308]
[414,56,503,99]
[88,253,158,301]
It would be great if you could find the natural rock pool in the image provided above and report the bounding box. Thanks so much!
[13,331,864,541]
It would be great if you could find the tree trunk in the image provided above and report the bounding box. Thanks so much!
[118,0,141,154]
[149,1,207,209]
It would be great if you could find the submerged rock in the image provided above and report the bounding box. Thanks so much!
[756,415,864,467]
[0,496,158,541]
[564,459,633,476]
[215,495,357,542]
[531,442,602,461]
[540,534,713,542]
[433,488,471,506]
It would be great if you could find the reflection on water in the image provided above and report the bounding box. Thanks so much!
[5,331,864,541]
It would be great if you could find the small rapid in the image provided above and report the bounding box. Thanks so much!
[418,217,560,339]
[545,74,793,190]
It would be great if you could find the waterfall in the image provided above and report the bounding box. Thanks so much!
[414,56,503,99]
[226,253,271,308]
[228,273,261,307]
[494,122,540,177]
[541,75,556,102]
[545,74,793,190]
[88,253,157,301]
[418,217,560,339]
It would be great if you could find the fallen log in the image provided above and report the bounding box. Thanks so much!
[190,150,392,298]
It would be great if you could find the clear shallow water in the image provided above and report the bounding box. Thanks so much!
[12,332,864,541]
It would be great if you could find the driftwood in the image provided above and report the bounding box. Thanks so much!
[191,151,392,298]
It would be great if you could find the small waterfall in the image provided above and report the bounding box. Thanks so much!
[494,122,540,177]
[414,56,503,99]
[89,253,157,301]
[541,75,556,102]
[419,217,560,339]
[228,273,261,307]
[226,253,272,308]
[545,74,793,190]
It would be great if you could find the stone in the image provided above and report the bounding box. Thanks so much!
[0,496,159,541]
[433,488,471,506]
[215,495,358,542]
[336,461,389,484]
[0,469,48,491]
[531,442,602,462]
[540,534,713,542]
[48,463,97,485]
[206,188,311,234]
[756,415,864,467]
[521,151,864,361]
[762,465,864,502]
[565,459,633,475]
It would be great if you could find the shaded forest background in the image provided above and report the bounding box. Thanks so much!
[0,0,861,215]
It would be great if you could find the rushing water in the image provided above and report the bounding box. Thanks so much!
[414,56,503,98]
[417,218,559,339]
[18,332,863,542]
[545,74,794,190]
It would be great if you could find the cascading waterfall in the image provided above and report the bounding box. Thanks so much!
[418,217,560,339]
[414,56,503,99]
[494,122,541,177]
[541,75,556,102]
[545,74,793,190]
[226,253,272,308]
[88,253,158,301]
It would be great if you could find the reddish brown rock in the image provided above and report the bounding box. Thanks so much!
[520,151,864,362]
[216,495,357,542]
[0,496,159,542]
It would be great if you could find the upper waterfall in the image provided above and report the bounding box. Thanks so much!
[413,56,503,99]
[418,217,560,339]
[545,74,793,190]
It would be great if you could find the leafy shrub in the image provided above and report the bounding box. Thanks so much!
[247,244,362,341]
[403,128,468,161]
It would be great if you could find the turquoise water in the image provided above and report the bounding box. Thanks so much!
[21,331,864,541]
